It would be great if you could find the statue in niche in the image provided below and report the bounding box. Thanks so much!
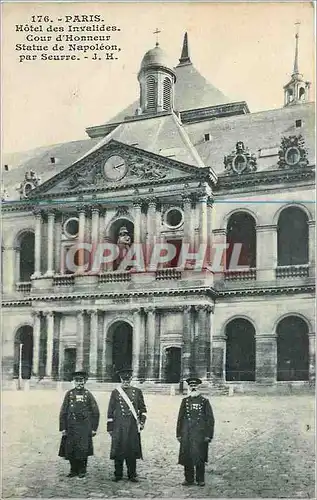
[117,226,132,248]
[115,226,132,270]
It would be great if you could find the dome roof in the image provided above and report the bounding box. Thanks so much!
[140,44,173,72]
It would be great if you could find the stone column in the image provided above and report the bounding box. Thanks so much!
[54,213,62,274]
[89,310,98,378]
[308,221,315,278]
[212,228,227,279]
[76,311,85,370]
[33,210,42,278]
[182,305,192,379]
[146,198,156,268]
[58,338,65,382]
[211,335,226,382]
[199,195,208,245]
[308,333,315,383]
[132,308,141,379]
[145,307,156,380]
[91,207,100,249]
[46,211,55,277]
[207,197,214,266]
[78,207,86,271]
[182,196,192,244]
[45,311,54,377]
[32,311,41,376]
[194,305,209,379]
[255,334,277,383]
[133,200,142,244]
[205,305,213,377]
[256,225,277,282]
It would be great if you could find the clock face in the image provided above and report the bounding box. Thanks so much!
[103,155,128,181]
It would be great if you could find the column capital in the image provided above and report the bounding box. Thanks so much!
[144,306,156,314]
[182,305,192,313]
[207,195,214,207]
[33,207,43,217]
[132,307,142,314]
[308,332,316,338]
[213,335,226,342]
[31,310,42,318]
[76,205,88,214]
[87,309,99,316]
[308,220,315,228]
[43,311,54,318]
[144,197,157,208]
[133,198,143,208]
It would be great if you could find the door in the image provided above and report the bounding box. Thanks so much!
[63,348,76,381]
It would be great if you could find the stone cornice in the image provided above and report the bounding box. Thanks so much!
[216,284,315,297]
[2,282,314,308]
[216,165,315,191]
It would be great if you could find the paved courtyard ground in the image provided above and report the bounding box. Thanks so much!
[2,391,315,498]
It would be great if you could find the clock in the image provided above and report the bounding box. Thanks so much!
[103,155,128,181]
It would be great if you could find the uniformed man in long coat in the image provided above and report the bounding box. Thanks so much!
[176,376,215,486]
[58,370,100,478]
[107,366,147,482]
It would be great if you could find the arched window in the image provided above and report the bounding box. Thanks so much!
[287,89,294,103]
[146,76,156,111]
[277,316,309,381]
[226,212,256,269]
[277,207,308,266]
[299,87,306,101]
[163,78,172,111]
[14,325,33,379]
[225,318,256,381]
[18,232,35,282]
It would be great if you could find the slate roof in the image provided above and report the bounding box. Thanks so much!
[102,61,231,127]
[79,113,205,168]
[2,138,100,200]
[185,102,315,174]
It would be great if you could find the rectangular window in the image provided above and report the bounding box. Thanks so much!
[295,119,302,128]
[204,133,211,142]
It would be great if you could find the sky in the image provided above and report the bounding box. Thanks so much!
[2,1,315,155]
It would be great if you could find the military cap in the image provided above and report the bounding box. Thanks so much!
[116,366,133,375]
[72,370,88,380]
[185,376,202,386]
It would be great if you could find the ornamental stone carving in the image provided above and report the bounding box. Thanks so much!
[17,170,41,199]
[224,141,257,175]
[277,135,309,169]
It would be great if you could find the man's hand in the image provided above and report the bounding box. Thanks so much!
[61,430,67,437]
[177,437,181,442]
[92,431,97,437]
[204,437,211,442]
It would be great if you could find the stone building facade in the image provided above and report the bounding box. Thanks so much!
[2,33,315,388]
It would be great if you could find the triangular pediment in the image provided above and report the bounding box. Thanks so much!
[29,140,208,198]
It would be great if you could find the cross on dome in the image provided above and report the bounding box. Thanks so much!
[153,28,161,47]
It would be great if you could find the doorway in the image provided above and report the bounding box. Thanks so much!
[63,348,77,381]
[165,346,181,383]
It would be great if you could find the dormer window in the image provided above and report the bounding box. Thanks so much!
[204,133,211,142]
[50,157,56,164]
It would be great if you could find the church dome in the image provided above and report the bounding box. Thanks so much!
[140,45,173,72]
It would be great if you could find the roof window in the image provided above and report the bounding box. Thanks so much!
[295,119,302,128]
[50,157,56,164]
[204,133,211,142]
